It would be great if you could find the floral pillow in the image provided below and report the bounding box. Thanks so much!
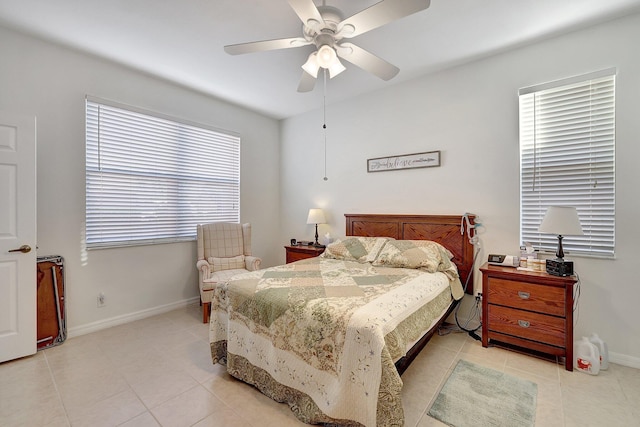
[320,236,392,263]
[372,240,456,274]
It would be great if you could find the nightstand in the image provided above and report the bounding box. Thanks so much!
[480,262,577,371]
[284,245,325,263]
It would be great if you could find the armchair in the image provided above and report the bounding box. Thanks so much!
[196,222,261,323]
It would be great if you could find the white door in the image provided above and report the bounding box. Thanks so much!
[0,111,36,363]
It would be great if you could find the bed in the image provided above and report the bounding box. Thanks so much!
[209,214,475,427]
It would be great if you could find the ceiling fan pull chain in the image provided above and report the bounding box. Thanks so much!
[323,69,328,181]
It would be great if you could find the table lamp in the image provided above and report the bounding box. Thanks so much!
[306,208,326,247]
[538,206,583,276]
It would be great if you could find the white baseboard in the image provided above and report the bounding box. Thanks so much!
[609,351,640,369]
[67,296,200,338]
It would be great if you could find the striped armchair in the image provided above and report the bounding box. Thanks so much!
[196,222,261,323]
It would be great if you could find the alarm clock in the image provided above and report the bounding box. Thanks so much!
[487,254,519,267]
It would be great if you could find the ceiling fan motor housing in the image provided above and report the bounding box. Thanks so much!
[303,6,343,41]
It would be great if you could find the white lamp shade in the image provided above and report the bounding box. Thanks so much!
[327,58,346,78]
[316,45,337,68]
[301,53,320,77]
[306,208,326,225]
[538,206,584,236]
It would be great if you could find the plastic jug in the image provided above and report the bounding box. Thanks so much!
[589,333,609,370]
[574,337,600,375]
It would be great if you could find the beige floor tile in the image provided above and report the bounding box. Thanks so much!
[611,362,640,402]
[115,348,182,386]
[0,384,67,427]
[402,369,446,427]
[563,399,635,427]
[150,384,228,427]
[47,349,116,384]
[131,368,199,408]
[559,367,626,402]
[0,353,67,427]
[535,399,565,427]
[55,369,131,418]
[188,322,212,342]
[118,411,161,427]
[99,335,160,367]
[163,304,203,328]
[203,374,305,426]
[67,388,146,427]
[201,370,256,404]
[166,339,223,384]
[505,350,561,381]
[42,413,71,427]
[191,407,253,427]
[427,329,469,353]
[151,328,203,353]
[459,339,509,370]
[404,343,458,378]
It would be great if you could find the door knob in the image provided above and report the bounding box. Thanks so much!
[8,245,32,254]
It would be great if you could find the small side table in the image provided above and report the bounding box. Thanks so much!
[480,262,577,371]
[285,245,325,263]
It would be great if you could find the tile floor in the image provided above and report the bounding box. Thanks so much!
[1,303,638,427]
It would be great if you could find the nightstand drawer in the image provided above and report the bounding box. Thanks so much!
[487,277,565,316]
[285,245,324,263]
[286,250,312,263]
[487,305,565,347]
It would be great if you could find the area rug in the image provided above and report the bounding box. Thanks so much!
[427,359,537,427]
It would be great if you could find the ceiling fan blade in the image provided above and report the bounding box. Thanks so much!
[337,0,430,39]
[336,43,399,81]
[288,0,324,28]
[224,37,310,55]
[297,70,316,92]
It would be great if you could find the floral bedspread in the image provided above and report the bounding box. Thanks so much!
[209,257,459,427]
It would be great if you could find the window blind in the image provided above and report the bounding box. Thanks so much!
[86,97,240,249]
[519,69,615,258]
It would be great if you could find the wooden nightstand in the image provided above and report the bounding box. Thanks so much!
[480,262,577,371]
[285,245,325,263]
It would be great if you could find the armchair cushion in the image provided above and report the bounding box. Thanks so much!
[208,255,246,271]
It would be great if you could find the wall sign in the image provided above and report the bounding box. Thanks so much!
[367,150,440,173]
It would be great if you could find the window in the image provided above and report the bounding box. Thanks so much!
[85,97,240,249]
[519,69,615,258]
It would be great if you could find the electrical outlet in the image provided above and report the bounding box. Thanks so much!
[97,292,106,308]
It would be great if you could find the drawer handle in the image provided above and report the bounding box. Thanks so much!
[518,320,531,328]
[518,291,530,300]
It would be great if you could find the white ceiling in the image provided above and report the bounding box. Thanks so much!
[1,0,639,119]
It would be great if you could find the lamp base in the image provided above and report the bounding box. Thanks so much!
[546,259,574,277]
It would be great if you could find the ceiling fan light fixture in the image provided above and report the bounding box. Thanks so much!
[302,52,320,77]
[316,44,337,68]
[328,58,346,78]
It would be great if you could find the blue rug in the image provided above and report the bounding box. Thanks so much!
[428,359,537,427]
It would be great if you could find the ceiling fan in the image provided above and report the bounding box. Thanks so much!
[224,0,431,92]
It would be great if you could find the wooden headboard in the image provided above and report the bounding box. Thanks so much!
[345,214,475,294]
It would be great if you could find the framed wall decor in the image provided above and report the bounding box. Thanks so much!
[367,150,440,173]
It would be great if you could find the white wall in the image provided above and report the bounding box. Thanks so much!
[280,13,640,366]
[0,26,282,334]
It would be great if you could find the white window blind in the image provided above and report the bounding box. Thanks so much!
[86,97,240,249]
[519,69,615,258]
